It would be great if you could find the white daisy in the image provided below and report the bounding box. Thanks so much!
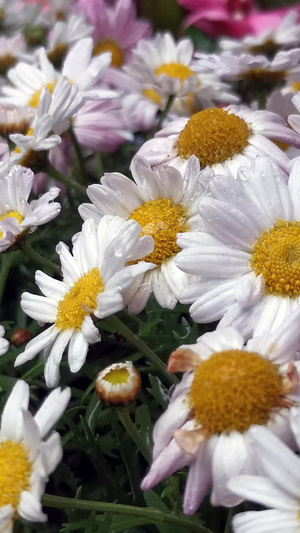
[142,316,300,514]
[0,326,9,356]
[0,104,34,138]
[79,155,211,312]
[220,11,300,55]
[14,216,155,387]
[135,105,299,178]
[124,32,199,98]
[0,379,70,532]
[176,155,300,338]
[229,408,300,532]
[0,165,60,252]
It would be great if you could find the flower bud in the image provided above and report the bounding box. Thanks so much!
[11,329,31,347]
[95,361,141,406]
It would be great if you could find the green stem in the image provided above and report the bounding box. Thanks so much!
[21,241,60,274]
[224,507,234,533]
[257,92,267,110]
[69,126,88,186]
[156,94,176,132]
[117,407,151,463]
[46,163,86,197]
[96,152,103,179]
[0,253,16,306]
[42,494,212,533]
[104,315,178,385]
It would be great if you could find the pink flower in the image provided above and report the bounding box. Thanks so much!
[78,0,151,68]
[178,0,300,39]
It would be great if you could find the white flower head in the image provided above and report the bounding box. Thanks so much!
[0,326,9,356]
[124,32,199,98]
[176,155,300,339]
[46,14,93,67]
[229,406,300,532]
[79,156,212,313]
[134,105,300,178]
[15,216,155,387]
[0,380,70,531]
[95,361,141,405]
[142,314,300,513]
[220,11,300,55]
[0,165,60,252]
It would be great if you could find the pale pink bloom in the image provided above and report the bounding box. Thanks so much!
[178,0,300,40]
[142,316,300,513]
[78,0,151,68]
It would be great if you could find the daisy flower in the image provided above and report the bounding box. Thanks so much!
[142,317,300,513]
[0,104,34,137]
[46,14,93,68]
[79,156,212,312]
[79,0,151,68]
[135,105,300,177]
[0,379,70,531]
[0,326,9,356]
[176,155,300,338]
[220,11,300,55]
[124,33,199,98]
[14,216,155,387]
[0,165,60,252]
[229,408,300,533]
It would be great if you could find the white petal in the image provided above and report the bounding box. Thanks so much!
[1,380,29,441]
[34,387,71,439]
[18,491,47,523]
[228,475,297,510]
[67,331,89,373]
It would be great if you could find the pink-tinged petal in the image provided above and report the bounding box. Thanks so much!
[174,426,207,455]
[153,396,190,459]
[167,347,200,373]
[183,440,213,515]
[211,432,252,507]
[141,437,191,491]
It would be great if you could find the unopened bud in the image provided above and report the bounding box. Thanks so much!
[95,361,141,406]
[11,329,31,347]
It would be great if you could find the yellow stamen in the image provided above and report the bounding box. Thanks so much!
[93,40,124,68]
[28,81,56,108]
[56,268,105,330]
[177,107,251,167]
[142,88,162,106]
[190,349,282,434]
[0,230,3,239]
[128,198,188,266]
[0,440,31,509]
[291,81,300,93]
[0,211,24,225]
[251,220,300,297]
[104,368,130,385]
[155,62,195,82]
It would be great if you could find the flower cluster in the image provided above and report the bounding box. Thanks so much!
[1,0,300,531]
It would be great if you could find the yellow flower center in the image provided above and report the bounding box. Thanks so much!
[291,81,300,93]
[0,230,3,239]
[93,40,124,68]
[128,198,188,266]
[190,349,282,434]
[251,220,300,297]
[142,88,162,106]
[0,440,31,509]
[0,210,24,225]
[56,268,105,330]
[104,368,130,385]
[177,107,251,167]
[155,62,195,82]
[28,81,56,108]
